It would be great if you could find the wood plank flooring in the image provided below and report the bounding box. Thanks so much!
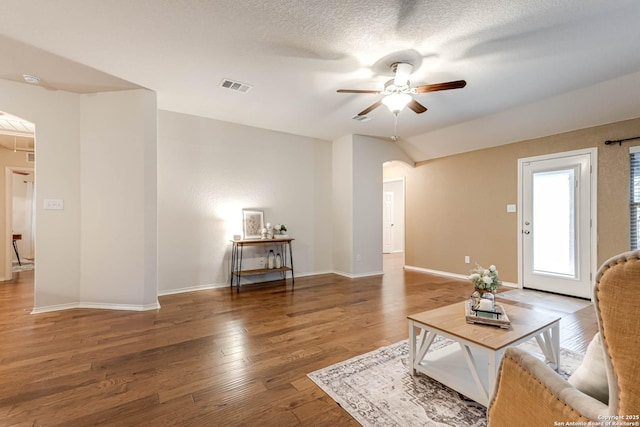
[0,255,597,426]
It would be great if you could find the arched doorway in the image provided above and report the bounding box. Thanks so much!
[383,160,412,269]
[0,111,36,280]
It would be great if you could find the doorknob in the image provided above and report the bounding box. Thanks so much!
[524,221,530,226]
[523,230,530,235]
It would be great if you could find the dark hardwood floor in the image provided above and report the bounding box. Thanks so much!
[0,255,597,426]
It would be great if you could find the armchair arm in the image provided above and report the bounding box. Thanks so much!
[488,347,608,426]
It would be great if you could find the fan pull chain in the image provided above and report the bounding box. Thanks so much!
[391,112,399,142]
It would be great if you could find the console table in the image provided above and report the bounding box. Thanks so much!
[229,238,295,292]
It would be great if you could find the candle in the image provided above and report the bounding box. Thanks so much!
[478,299,493,311]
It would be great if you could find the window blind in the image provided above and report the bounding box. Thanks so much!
[630,150,640,250]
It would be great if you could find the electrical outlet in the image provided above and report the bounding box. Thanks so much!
[465,256,470,264]
[356,254,362,262]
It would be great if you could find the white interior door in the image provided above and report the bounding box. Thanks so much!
[12,173,35,259]
[383,191,394,253]
[519,150,596,299]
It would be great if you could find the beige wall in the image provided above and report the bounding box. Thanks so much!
[390,117,640,283]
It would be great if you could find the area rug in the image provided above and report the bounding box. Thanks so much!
[308,337,583,427]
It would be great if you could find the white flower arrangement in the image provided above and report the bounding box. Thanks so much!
[273,224,287,234]
[468,264,502,292]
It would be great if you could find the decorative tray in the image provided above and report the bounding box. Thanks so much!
[465,301,511,329]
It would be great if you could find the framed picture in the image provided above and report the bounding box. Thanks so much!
[242,210,264,239]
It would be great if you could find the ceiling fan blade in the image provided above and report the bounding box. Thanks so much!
[337,89,381,94]
[407,99,427,114]
[414,80,467,93]
[358,100,382,116]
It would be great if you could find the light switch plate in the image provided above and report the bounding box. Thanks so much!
[506,204,516,213]
[44,199,64,210]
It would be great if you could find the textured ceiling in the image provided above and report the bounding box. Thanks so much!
[0,0,638,161]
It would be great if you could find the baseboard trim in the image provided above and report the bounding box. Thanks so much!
[29,266,519,313]
[31,301,161,314]
[404,265,468,280]
[30,270,342,311]
[499,281,519,288]
[78,302,161,311]
[332,270,384,279]
[404,265,518,288]
[158,270,337,296]
[31,303,79,314]
[299,270,334,277]
[158,283,227,296]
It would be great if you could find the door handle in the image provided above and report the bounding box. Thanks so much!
[523,230,530,235]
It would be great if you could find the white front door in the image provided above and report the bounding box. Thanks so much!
[383,191,394,253]
[519,149,596,299]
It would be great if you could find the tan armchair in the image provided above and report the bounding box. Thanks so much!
[487,250,640,425]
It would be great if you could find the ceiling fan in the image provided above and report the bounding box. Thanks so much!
[337,62,466,118]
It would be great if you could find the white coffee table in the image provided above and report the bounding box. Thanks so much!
[408,301,560,406]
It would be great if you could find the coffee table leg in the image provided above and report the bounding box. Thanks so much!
[460,344,490,406]
[534,323,560,371]
[409,321,416,376]
[546,323,560,370]
[487,350,501,401]
[409,323,439,376]
[415,330,436,362]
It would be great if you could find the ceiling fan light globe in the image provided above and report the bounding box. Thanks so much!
[382,93,412,113]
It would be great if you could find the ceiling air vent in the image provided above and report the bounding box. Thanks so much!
[220,78,252,93]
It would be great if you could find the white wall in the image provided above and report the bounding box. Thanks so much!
[157,110,333,293]
[332,134,414,277]
[331,134,354,276]
[0,79,158,312]
[0,79,82,306]
[1,75,415,309]
[353,135,413,275]
[79,90,158,308]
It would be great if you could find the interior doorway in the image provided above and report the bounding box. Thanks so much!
[10,169,35,271]
[0,111,36,281]
[383,178,405,255]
